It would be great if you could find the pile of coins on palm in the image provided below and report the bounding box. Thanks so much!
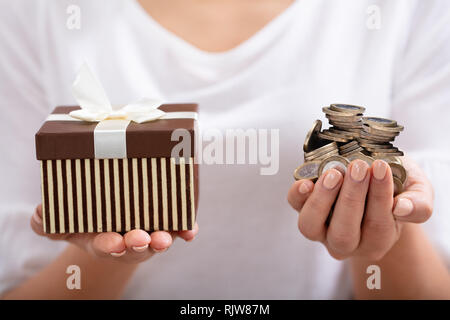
[294,104,407,195]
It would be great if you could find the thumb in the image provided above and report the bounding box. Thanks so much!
[392,183,434,223]
[287,179,315,212]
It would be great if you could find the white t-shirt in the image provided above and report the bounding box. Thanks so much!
[0,0,449,299]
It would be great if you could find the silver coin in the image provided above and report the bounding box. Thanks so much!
[294,161,321,181]
[330,103,366,114]
[318,155,350,176]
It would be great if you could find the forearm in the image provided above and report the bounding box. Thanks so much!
[2,244,138,300]
[351,223,450,299]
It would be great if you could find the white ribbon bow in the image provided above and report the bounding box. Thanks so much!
[70,64,165,123]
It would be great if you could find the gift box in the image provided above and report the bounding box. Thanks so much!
[35,65,198,234]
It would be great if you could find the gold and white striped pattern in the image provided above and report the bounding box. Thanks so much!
[40,157,196,234]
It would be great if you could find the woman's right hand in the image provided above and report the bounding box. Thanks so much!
[30,204,199,264]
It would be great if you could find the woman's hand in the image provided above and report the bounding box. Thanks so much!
[287,157,433,261]
[30,205,199,264]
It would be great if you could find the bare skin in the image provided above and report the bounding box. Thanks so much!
[2,204,198,299]
[3,0,449,299]
[288,157,450,299]
[137,0,295,52]
[3,0,293,300]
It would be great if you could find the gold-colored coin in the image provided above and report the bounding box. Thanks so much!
[303,120,323,152]
[318,155,350,176]
[338,141,359,151]
[364,147,399,153]
[365,122,404,132]
[389,163,407,184]
[346,152,375,165]
[393,176,404,195]
[343,128,363,133]
[318,131,350,143]
[297,104,408,195]
[340,147,364,157]
[322,106,357,117]
[362,125,400,138]
[328,128,358,139]
[325,114,362,123]
[304,142,337,157]
[371,151,404,157]
[329,121,363,129]
[305,148,337,161]
[363,117,397,127]
[360,131,394,142]
[359,142,393,149]
[312,150,340,161]
[371,155,402,164]
[294,161,321,181]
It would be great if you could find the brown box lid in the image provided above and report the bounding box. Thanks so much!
[36,104,197,160]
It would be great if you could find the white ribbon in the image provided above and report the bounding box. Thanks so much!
[70,63,166,123]
[46,64,197,159]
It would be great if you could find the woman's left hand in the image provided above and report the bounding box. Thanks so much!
[287,156,434,261]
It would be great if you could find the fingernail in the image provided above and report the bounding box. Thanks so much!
[323,170,341,190]
[393,198,414,217]
[350,160,368,182]
[32,212,43,225]
[110,250,126,257]
[298,182,311,194]
[373,160,388,181]
[132,244,149,253]
[153,248,167,253]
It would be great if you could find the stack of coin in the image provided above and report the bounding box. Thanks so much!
[304,142,339,162]
[318,104,366,143]
[358,117,405,159]
[294,103,408,195]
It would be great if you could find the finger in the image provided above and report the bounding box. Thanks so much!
[327,160,370,256]
[392,178,434,224]
[30,205,70,241]
[124,229,152,253]
[177,223,199,242]
[298,169,343,242]
[357,160,397,260]
[149,231,173,252]
[30,204,45,236]
[91,232,127,257]
[287,179,315,212]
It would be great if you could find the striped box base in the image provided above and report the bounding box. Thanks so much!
[40,157,196,234]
